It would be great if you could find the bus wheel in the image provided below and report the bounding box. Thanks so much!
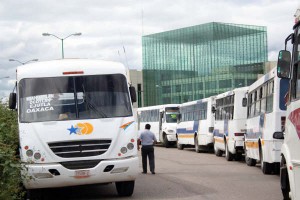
[214,143,223,157]
[245,149,256,166]
[260,149,273,174]
[163,134,170,148]
[177,140,184,150]
[116,181,135,197]
[280,158,291,200]
[225,143,233,161]
[194,135,200,153]
[26,189,44,200]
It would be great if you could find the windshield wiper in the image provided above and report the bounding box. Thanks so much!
[82,84,107,118]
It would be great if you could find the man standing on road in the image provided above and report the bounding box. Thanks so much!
[138,124,157,174]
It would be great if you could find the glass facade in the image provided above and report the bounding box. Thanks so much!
[142,22,267,106]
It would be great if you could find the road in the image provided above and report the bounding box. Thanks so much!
[41,146,282,200]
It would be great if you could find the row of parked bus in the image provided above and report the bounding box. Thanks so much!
[137,17,300,198]
[137,67,288,175]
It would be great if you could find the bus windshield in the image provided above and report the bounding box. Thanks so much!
[19,74,132,122]
[165,112,179,123]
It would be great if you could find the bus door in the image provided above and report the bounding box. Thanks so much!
[159,111,164,141]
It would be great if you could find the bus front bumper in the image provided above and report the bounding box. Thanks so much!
[22,156,139,189]
[167,134,177,142]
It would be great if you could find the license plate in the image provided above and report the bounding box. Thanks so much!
[74,170,90,178]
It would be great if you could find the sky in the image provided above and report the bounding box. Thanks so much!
[0,0,299,98]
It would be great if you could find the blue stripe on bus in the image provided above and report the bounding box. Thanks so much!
[213,129,225,137]
[213,120,228,137]
[245,130,262,139]
[177,121,199,134]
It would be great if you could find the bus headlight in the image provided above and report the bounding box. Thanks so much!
[26,149,33,157]
[127,143,134,150]
[34,152,41,160]
[120,147,127,154]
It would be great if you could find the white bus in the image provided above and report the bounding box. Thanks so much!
[275,14,300,200]
[9,59,138,198]
[213,87,248,161]
[176,97,215,152]
[244,67,289,174]
[137,104,179,148]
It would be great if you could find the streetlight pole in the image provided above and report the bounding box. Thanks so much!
[9,59,38,65]
[156,85,161,105]
[42,32,82,59]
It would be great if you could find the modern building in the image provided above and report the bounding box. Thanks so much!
[142,22,268,106]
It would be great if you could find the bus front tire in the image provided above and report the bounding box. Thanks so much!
[116,181,135,197]
[245,149,256,166]
[177,142,184,150]
[260,149,273,174]
[214,144,223,157]
[25,189,44,200]
[280,158,291,200]
[225,144,233,161]
[163,134,170,148]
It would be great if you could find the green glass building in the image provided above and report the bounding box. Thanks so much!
[142,22,267,106]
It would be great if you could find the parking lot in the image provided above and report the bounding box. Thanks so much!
[41,145,282,200]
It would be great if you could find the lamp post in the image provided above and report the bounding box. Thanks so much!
[42,32,82,59]
[9,59,38,65]
[156,85,161,105]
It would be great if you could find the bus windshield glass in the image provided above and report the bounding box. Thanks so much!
[19,74,132,122]
[165,107,179,123]
[165,112,178,123]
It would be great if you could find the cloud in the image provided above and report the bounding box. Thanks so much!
[0,0,299,97]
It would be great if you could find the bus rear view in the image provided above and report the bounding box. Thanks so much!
[9,59,138,198]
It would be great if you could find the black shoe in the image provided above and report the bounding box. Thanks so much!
[142,172,147,174]
[151,171,155,174]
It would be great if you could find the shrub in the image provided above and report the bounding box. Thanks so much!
[0,104,23,200]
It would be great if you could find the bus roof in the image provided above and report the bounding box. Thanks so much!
[137,104,180,112]
[215,86,249,99]
[16,59,127,80]
[180,96,215,107]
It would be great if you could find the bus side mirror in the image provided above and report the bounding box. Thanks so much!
[177,113,181,123]
[277,50,291,79]
[160,112,164,119]
[273,132,284,140]
[129,86,137,103]
[9,93,16,109]
[211,106,216,113]
[242,98,247,107]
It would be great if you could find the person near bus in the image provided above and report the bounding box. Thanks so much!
[138,124,157,174]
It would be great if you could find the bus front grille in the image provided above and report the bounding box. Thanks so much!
[48,140,111,158]
[60,159,102,170]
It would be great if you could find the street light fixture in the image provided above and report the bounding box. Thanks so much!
[42,32,82,59]
[9,59,38,65]
[0,76,9,79]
